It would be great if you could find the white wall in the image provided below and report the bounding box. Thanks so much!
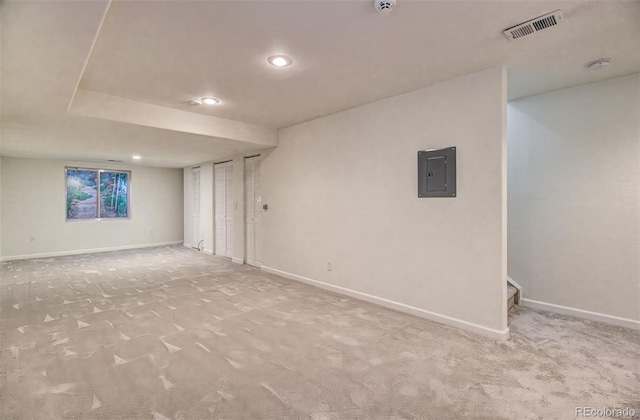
[1,157,184,258]
[508,74,640,323]
[261,66,508,336]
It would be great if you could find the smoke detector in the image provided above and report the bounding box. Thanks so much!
[587,58,611,71]
[375,0,395,13]
[503,10,564,40]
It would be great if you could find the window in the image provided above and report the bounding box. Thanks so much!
[66,168,131,221]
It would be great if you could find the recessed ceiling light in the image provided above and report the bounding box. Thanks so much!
[132,155,141,160]
[201,97,220,105]
[189,100,202,106]
[586,58,611,71]
[268,55,292,67]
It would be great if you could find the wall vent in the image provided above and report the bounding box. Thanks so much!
[503,10,563,40]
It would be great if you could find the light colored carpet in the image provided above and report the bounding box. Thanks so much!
[1,246,638,419]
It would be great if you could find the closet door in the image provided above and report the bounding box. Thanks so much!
[191,167,201,248]
[253,158,262,266]
[245,156,262,267]
[214,161,234,258]
[224,162,234,258]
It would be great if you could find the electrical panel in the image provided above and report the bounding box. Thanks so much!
[418,147,456,198]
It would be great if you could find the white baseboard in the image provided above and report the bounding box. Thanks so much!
[1,241,184,262]
[246,259,262,268]
[262,266,509,341]
[183,243,192,249]
[522,298,640,330]
[203,249,214,255]
[231,257,244,265]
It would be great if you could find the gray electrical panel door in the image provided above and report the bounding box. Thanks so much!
[418,147,456,198]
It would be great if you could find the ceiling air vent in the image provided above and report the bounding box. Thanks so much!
[503,10,563,40]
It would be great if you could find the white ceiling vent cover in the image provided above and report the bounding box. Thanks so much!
[504,10,564,40]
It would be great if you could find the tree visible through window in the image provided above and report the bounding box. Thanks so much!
[100,172,129,218]
[66,168,130,220]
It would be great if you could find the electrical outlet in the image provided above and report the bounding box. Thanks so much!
[29,235,36,243]
[327,262,332,271]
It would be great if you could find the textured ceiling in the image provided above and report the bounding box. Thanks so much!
[1,0,638,166]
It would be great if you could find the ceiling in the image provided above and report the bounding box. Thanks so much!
[2,0,638,167]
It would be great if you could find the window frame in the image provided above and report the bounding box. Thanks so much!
[65,167,132,222]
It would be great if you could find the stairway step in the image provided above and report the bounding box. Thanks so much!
[507,285,518,311]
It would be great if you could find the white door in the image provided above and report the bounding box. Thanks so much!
[245,156,262,267]
[214,162,233,258]
[224,162,234,257]
[191,167,201,249]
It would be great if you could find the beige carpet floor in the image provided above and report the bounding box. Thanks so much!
[1,246,638,419]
